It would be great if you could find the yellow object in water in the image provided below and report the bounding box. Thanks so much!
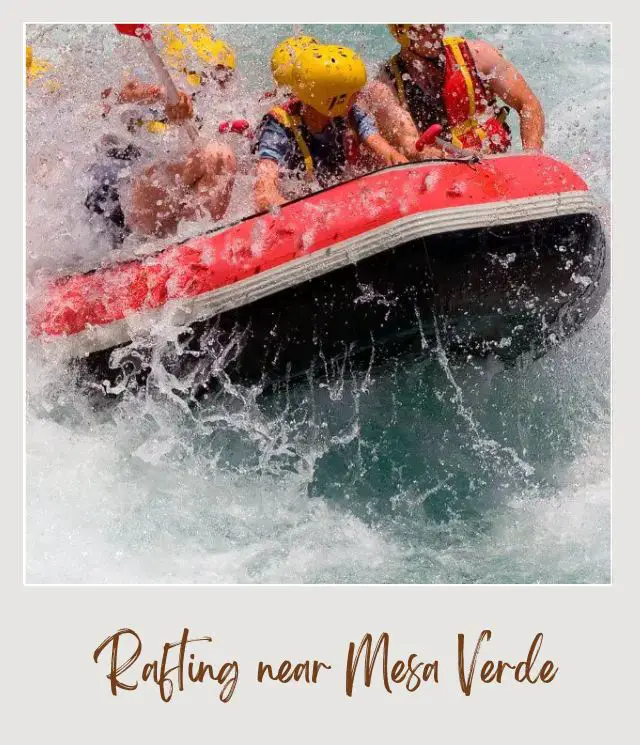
[290,44,367,118]
[159,24,236,87]
[143,120,168,134]
[271,35,318,88]
[26,45,52,83]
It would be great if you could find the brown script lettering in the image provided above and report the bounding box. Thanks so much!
[93,628,239,703]
[257,659,331,684]
[458,630,558,696]
[345,633,438,696]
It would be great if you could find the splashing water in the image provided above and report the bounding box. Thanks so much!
[26,24,610,584]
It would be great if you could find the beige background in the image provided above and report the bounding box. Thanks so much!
[11,3,634,742]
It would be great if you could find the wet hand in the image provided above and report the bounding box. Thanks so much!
[118,80,163,103]
[386,150,409,166]
[165,90,194,122]
[417,145,450,160]
[364,135,409,166]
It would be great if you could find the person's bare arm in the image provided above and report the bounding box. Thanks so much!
[362,133,408,165]
[117,80,193,122]
[255,159,285,212]
[358,81,447,161]
[469,40,545,151]
[358,82,419,159]
[117,80,164,104]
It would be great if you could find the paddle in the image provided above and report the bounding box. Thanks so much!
[114,23,200,143]
[415,123,479,161]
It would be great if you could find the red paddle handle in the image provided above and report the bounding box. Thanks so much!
[115,24,152,42]
[415,124,443,152]
[219,119,251,135]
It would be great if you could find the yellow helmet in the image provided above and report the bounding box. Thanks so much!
[271,35,318,88]
[159,24,236,87]
[291,44,367,118]
[387,24,414,48]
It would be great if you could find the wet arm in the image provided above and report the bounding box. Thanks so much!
[352,102,408,165]
[255,159,285,212]
[362,133,408,165]
[116,80,193,122]
[470,40,545,151]
[117,79,164,104]
[358,81,424,160]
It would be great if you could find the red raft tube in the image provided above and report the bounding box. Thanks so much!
[28,154,609,398]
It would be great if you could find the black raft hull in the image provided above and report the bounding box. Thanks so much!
[81,210,608,399]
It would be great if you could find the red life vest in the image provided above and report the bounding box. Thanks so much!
[389,36,511,154]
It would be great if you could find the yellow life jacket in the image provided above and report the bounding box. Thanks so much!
[269,104,314,178]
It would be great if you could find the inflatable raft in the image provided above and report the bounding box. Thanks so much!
[28,154,608,397]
